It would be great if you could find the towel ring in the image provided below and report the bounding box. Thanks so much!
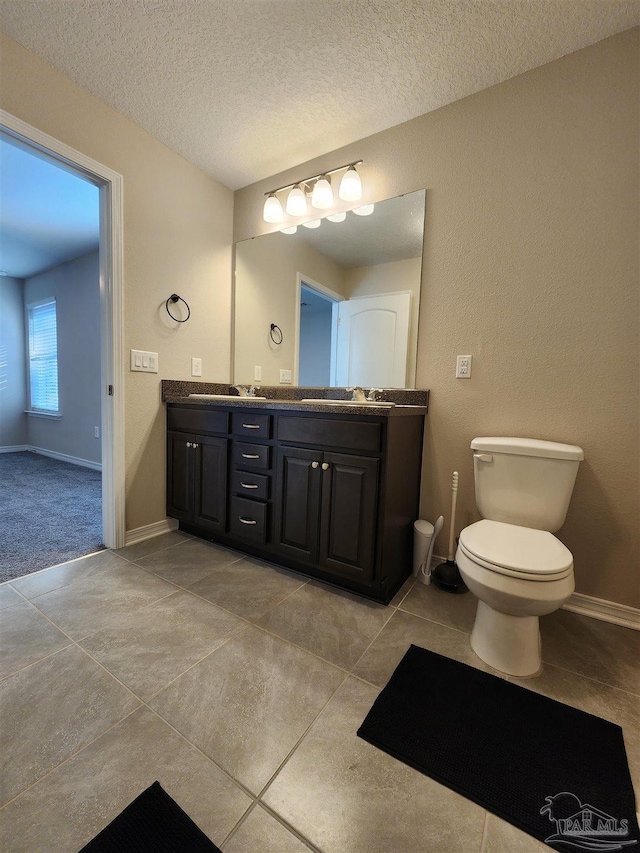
[166,294,190,323]
[270,323,283,345]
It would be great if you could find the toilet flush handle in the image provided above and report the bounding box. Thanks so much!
[474,453,493,463]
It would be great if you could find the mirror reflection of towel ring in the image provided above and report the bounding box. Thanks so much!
[270,323,283,345]
[166,294,190,323]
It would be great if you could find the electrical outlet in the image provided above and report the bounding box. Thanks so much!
[254,365,262,381]
[456,355,472,378]
[130,350,158,373]
[94,426,100,439]
[280,369,292,384]
[191,357,202,377]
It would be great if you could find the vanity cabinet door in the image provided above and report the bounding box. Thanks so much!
[167,431,195,522]
[319,452,379,582]
[274,446,321,563]
[193,436,228,534]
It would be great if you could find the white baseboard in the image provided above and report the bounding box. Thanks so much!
[28,446,102,471]
[0,445,29,453]
[563,592,640,631]
[124,518,179,547]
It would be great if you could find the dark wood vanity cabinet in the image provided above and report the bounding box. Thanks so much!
[166,403,424,603]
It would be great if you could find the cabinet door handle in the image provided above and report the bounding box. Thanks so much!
[242,423,260,429]
[186,442,192,448]
[311,461,319,469]
[240,482,258,489]
[192,443,198,449]
[241,453,260,459]
[322,462,330,470]
[239,517,257,525]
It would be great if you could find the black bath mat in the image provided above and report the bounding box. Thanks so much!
[358,645,639,850]
[79,781,222,852]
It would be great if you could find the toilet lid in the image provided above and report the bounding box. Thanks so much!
[458,520,573,577]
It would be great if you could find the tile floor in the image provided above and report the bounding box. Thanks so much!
[1,532,638,852]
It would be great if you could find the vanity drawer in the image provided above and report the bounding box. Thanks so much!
[231,470,270,501]
[277,416,381,453]
[232,412,271,439]
[233,442,270,470]
[168,407,229,436]
[229,497,267,543]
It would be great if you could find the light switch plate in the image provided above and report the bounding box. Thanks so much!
[130,349,158,373]
[280,369,292,384]
[191,357,202,377]
[254,365,262,381]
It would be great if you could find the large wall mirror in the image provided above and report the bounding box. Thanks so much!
[233,189,425,389]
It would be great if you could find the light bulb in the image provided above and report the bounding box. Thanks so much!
[281,226,297,234]
[326,211,346,223]
[286,184,307,217]
[339,165,362,202]
[311,175,333,209]
[302,219,321,229]
[352,203,374,216]
[263,193,284,223]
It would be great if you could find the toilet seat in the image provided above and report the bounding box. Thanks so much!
[458,520,573,581]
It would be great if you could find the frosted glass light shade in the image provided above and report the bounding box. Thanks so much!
[352,203,375,216]
[311,176,333,209]
[302,219,321,229]
[339,166,362,202]
[286,185,307,217]
[281,226,297,234]
[263,193,284,223]
[326,211,346,222]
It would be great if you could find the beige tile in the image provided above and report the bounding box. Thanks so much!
[257,581,391,669]
[0,706,251,853]
[540,609,640,694]
[79,589,244,699]
[136,537,243,586]
[400,580,478,633]
[0,644,139,806]
[150,625,345,794]
[0,584,23,610]
[0,601,71,679]
[223,805,316,853]
[11,549,128,599]
[388,574,416,608]
[113,530,191,562]
[352,608,497,688]
[508,662,640,790]
[30,563,175,639]
[482,813,549,852]
[187,556,306,621]
[264,677,486,853]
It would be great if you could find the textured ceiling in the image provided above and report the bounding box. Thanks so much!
[0,2,638,190]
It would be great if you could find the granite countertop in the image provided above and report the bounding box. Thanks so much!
[162,381,429,417]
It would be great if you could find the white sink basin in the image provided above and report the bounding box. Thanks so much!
[188,393,267,401]
[300,398,395,407]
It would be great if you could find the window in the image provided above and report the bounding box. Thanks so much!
[27,299,59,412]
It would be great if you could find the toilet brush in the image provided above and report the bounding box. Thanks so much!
[432,471,468,594]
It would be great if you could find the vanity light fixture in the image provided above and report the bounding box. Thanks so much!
[352,203,375,216]
[280,225,298,234]
[302,219,321,229]
[285,184,307,217]
[263,160,363,223]
[263,192,284,223]
[326,211,346,222]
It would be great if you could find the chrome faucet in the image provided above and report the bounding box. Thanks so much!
[233,384,260,398]
[347,386,366,402]
[367,388,384,402]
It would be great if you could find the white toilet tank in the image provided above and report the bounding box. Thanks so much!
[471,437,584,532]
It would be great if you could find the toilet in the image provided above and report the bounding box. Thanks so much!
[456,437,584,677]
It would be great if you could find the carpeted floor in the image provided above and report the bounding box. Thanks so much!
[0,451,104,583]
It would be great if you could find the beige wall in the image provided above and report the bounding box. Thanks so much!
[0,276,27,448]
[0,32,234,531]
[234,29,640,608]
[234,232,345,386]
[344,257,422,387]
[24,252,101,464]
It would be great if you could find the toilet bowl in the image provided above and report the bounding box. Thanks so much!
[458,437,584,678]
[456,520,575,676]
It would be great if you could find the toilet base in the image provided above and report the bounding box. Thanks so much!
[471,600,542,677]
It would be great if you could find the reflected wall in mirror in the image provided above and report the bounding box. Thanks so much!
[233,189,425,388]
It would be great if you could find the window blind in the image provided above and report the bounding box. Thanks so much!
[28,300,59,412]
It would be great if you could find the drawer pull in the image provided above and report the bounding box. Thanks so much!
[322,462,330,470]
[241,453,260,459]
[240,482,258,489]
[239,517,257,525]
[311,461,319,469]
[242,423,260,429]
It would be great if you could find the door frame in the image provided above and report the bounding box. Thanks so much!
[294,272,344,386]
[1,109,125,548]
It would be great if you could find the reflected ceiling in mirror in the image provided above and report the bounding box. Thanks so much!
[233,189,425,389]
